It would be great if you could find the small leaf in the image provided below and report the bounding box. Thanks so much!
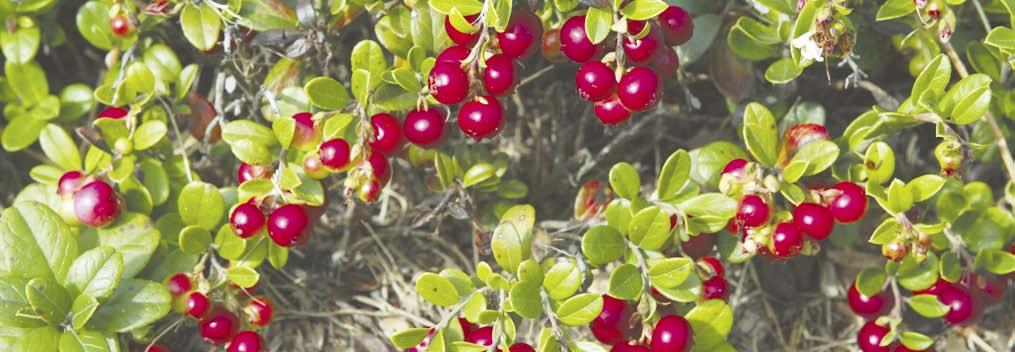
[608,264,643,300]
[655,149,691,200]
[62,247,123,299]
[88,279,171,332]
[974,249,1015,275]
[907,294,949,318]
[178,226,212,255]
[26,277,71,324]
[906,175,945,202]
[686,299,734,349]
[649,257,693,288]
[463,163,496,188]
[899,331,934,351]
[415,273,459,307]
[226,266,259,288]
[581,225,627,265]
[556,293,603,326]
[609,162,641,200]
[876,0,917,20]
[619,0,668,20]
[584,7,613,45]
[491,205,535,273]
[390,328,431,349]
[304,76,351,110]
[854,268,887,297]
[627,206,671,251]
[898,253,939,292]
[38,124,81,171]
[133,120,167,150]
[177,181,225,231]
[543,261,582,300]
[180,3,222,51]
[509,280,543,318]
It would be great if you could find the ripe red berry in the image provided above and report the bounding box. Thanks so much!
[651,315,694,352]
[145,343,169,352]
[847,282,892,319]
[590,295,635,345]
[734,195,769,228]
[165,273,192,296]
[437,45,472,64]
[617,67,660,111]
[793,203,835,240]
[498,10,542,59]
[936,284,978,325]
[230,202,266,238]
[319,139,351,169]
[465,326,494,346]
[267,204,311,247]
[701,276,729,301]
[110,16,131,37]
[771,222,804,258]
[199,308,240,344]
[458,317,477,337]
[99,107,129,119]
[367,152,392,184]
[291,112,320,150]
[541,28,565,62]
[623,26,661,63]
[658,6,694,46]
[829,182,868,224]
[58,171,87,196]
[369,113,403,154]
[246,295,274,327]
[611,343,650,352]
[680,233,716,259]
[428,62,470,105]
[237,163,271,184]
[458,96,504,140]
[856,321,891,352]
[186,291,210,319]
[227,330,264,352]
[509,343,536,352]
[404,107,446,147]
[73,180,121,227]
[445,14,480,45]
[966,273,1008,302]
[651,46,680,79]
[699,256,724,278]
[560,15,602,62]
[576,61,617,102]
[594,95,632,125]
[484,54,516,96]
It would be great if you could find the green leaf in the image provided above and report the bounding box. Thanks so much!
[415,273,459,307]
[268,243,288,269]
[38,124,81,171]
[5,61,47,105]
[133,120,167,150]
[26,277,71,324]
[937,74,991,119]
[951,86,991,125]
[491,205,535,273]
[390,328,432,349]
[58,330,111,352]
[177,181,225,231]
[63,247,123,299]
[876,0,917,20]
[463,163,496,188]
[70,294,99,330]
[429,0,483,15]
[690,141,747,188]
[907,294,949,318]
[649,257,693,288]
[0,202,78,281]
[742,103,778,167]
[584,7,613,45]
[75,1,115,50]
[222,120,279,164]
[543,261,582,300]
[125,61,155,95]
[304,77,351,110]
[176,64,199,100]
[608,264,643,300]
[656,150,691,200]
[906,175,944,202]
[96,212,160,279]
[886,179,914,214]
[139,159,169,206]
[764,57,803,84]
[686,299,734,349]
[897,253,939,292]
[789,140,839,176]
[59,83,94,121]
[180,3,222,51]
[974,249,1015,275]
[1,115,46,151]
[985,27,1015,50]
[351,40,388,90]
[681,193,738,234]
[911,55,951,102]
[88,279,171,332]
[620,0,668,20]
[899,331,933,351]
[854,268,887,297]
[555,293,603,326]
[509,280,543,318]
[609,162,641,200]
[178,226,212,255]
[236,0,299,31]
[0,23,39,64]
[627,206,671,251]
[581,225,627,265]
[789,0,819,64]
[939,251,962,282]
[351,69,371,103]
[226,265,260,288]
[0,275,40,327]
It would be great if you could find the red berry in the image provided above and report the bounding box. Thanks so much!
[484,54,516,96]
[701,276,729,301]
[237,163,271,184]
[735,195,769,228]
[576,61,617,102]
[793,203,835,240]
[230,202,266,238]
[680,233,716,259]
[110,16,131,37]
[590,295,635,345]
[771,222,804,258]
[227,330,264,352]
[617,67,660,111]
[937,284,978,325]
[291,112,319,149]
[445,14,480,45]
[829,182,868,224]
[611,343,650,352]
[509,343,536,352]
[721,159,749,179]
[856,321,891,352]
[428,62,470,105]
[199,308,239,344]
[458,317,477,337]
[369,113,403,154]
[699,256,724,278]
[594,95,632,125]
[437,45,472,64]
[847,282,892,319]
[465,326,494,346]
[319,139,351,169]
[58,171,87,196]
[73,180,121,227]
[658,6,694,46]
[458,96,504,141]
[623,27,661,63]
[972,274,1008,302]
[560,15,602,62]
[186,291,210,319]
[165,273,192,296]
[99,107,129,119]
[497,10,542,59]
[650,315,694,352]
[267,204,311,247]
[145,343,169,352]
[246,295,274,327]
[650,46,680,79]
[358,178,383,203]
[541,28,565,62]
[404,107,446,147]
[367,152,392,184]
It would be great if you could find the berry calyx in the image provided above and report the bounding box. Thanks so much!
[185,291,210,319]
[73,180,121,227]
[701,276,729,301]
[58,171,87,196]
[319,139,352,170]
[428,62,470,105]
[484,54,516,96]
[227,330,264,352]
[828,182,868,224]
[847,281,893,319]
[368,113,403,154]
[267,204,311,247]
[658,6,694,46]
[246,295,274,327]
[509,343,536,352]
[437,45,471,64]
[650,315,694,352]
[231,202,266,238]
[856,321,891,352]
[617,67,660,111]
[458,96,504,140]
[199,308,240,344]
[623,26,661,63]
[404,107,447,147]
[445,14,480,45]
[936,284,978,325]
[166,273,192,296]
[576,61,617,102]
[237,163,271,184]
[110,16,131,37]
[771,222,804,258]
[560,15,602,62]
[594,95,632,125]
[498,10,542,59]
[734,195,769,229]
[793,203,835,240]
[465,326,494,346]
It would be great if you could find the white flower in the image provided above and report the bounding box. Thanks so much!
[750,0,770,14]
[791,31,824,62]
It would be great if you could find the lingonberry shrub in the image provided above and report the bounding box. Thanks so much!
[0,0,1011,350]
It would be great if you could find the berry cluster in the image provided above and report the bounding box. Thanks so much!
[229,194,314,247]
[588,295,694,351]
[161,273,273,351]
[406,317,535,352]
[56,170,122,228]
[562,6,692,125]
